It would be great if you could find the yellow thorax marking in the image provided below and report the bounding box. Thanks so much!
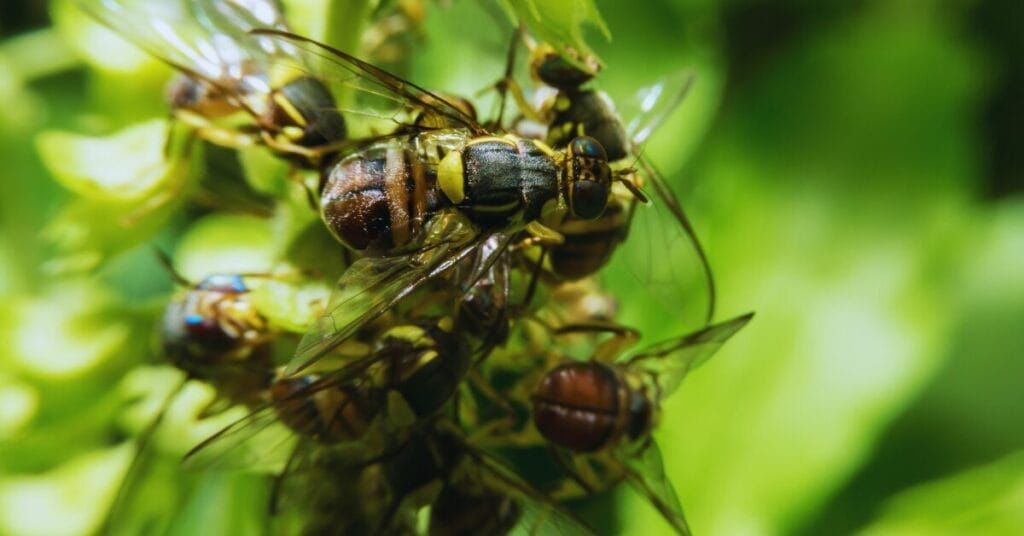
[272,92,308,128]
[466,136,517,148]
[438,150,465,204]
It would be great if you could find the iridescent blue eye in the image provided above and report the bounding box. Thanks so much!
[570,136,608,160]
[196,274,248,293]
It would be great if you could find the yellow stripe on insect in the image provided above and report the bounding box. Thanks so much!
[272,92,308,128]
[386,325,428,342]
[438,150,465,204]
[467,136,517,148]
[472,199,521,213]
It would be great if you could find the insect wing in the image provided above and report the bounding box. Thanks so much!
[249,29,488,134]
[607,70,715,322]
[461,443,596,536]
[196,0,303,69]
[624,312,753,396]
[284,212,485,375]
[78,0,271,98]
[182,402,299,473]
[618,439,692,536]
[200,0,289,31]
[620,70,696,147]
[181,351,383,471]
[610,166,713,328]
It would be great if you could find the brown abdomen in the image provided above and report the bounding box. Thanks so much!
[320,141,440,251]
[550,200,628,279]
[531,362,623,452]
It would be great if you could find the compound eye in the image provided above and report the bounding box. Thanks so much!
[571,179,609,220]
[569,136,608,161]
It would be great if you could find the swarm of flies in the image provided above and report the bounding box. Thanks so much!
[82,0,752,533]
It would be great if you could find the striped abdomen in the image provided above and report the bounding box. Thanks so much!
[549,197,628,279]
[320,138,444,251]
[531,362,652,452]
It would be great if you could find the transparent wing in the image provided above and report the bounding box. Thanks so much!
[606,70,715,323]
[77,0,276,97]
[617,439,692,536]
[182,355,381,471]
[196,0,304,69]
[201,0,288,31]
[181,401,299,473]
[620,70,696,147]
[284,212,487,376]
[249,29,488,134]
[635,154,716,322]
[624,312,753,395]
[461,442,596,536]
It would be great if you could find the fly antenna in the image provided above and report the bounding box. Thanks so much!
[153,247,192,287]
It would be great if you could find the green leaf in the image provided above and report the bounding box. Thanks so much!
[248,276,333,334]
[36,119,177,203]
[51,0,164,75]
[0,381,39,441]
[237,145,292,199]
[611,5,995,534]
[861,451,1024,535]
[498,0,611,61]
[0,445,133,536]
[172,213,277,281]
[5,281,131,380]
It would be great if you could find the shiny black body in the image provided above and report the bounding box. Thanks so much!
[456,139,558,226]
[269,76,348,149]
[547,90,630,162]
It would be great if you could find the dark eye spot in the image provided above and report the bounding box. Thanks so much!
[572,180,609,220]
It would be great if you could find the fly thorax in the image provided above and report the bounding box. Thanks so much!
[549,90,629,162]
[443,138,523,227]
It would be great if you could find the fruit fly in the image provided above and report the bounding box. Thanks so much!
[182,314,466,468]
[503,37,716,321]
[235,29,646,378]
[79,0,346,163]
[161,273,275,405]
[270,316,469,445]
[529,312,753,535]
[183,232,520,467]
[101,268,281,533]
[274,420,596,535]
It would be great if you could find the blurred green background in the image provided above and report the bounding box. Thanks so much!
[1,0,1022,534]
